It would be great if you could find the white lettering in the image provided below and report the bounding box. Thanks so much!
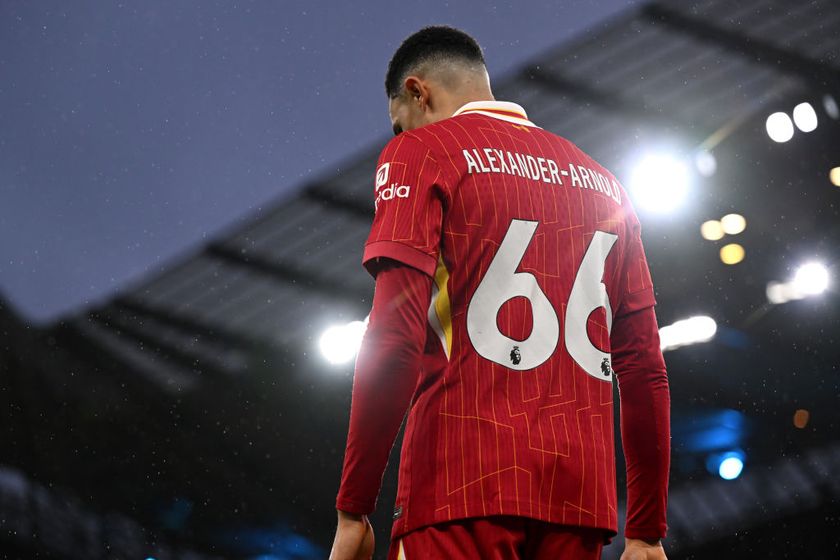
[484,148,500,172]
[455,146,617,203]
[568,164,581,188]
[578,166,593,190]
[473,149,491,173]
[548,159,562,185]
[516,153,530,179]
[611,179,622,204]
[507,152,521,176]
[526,156,540,180]
[375,182,411,210]
[463,149,480,174]
[494,149,511,174]
[538,157,551,183]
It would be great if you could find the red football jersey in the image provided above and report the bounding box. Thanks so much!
[362,101,656,539]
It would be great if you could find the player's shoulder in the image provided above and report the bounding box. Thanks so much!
[543,128,615,178]
[377,129,434,162]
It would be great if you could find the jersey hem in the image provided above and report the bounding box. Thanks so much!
[363,240,437,278]
[624,525,668,540]
[390,500,619,543]
[335,497,375,516]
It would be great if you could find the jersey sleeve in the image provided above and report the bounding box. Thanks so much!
[615,211,657,317]
[362,134,447,278]
[335,260,431,514]
[611,305,670,540]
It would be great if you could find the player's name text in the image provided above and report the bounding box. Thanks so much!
[462,148,621,205]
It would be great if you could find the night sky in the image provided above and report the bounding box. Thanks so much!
[0,1,640,325]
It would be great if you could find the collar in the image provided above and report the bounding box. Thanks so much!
[452,100,539,128]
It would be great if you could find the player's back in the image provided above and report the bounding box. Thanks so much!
[369,101,655,541]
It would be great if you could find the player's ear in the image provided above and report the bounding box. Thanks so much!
[403,76,430,112]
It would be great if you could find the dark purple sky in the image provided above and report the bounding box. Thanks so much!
[0,0,640,325]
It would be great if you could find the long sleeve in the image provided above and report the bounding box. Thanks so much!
[611,305,671,540]
[335,260,432,514]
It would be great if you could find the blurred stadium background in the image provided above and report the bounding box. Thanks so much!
[1,0,839,558]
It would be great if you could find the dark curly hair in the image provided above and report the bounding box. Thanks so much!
[385,26,485,99]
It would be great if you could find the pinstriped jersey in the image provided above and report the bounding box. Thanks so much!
[362,100,656,539]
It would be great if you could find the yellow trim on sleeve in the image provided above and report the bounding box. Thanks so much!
[433,255,453,358]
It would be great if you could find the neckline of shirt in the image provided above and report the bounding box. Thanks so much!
[451,100,540,128]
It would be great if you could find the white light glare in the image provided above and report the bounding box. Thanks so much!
[629,154,690,214]
[319,319,368,365]
[765,112,794,143]
[793,262,830,295]
[694,150,717,177]
[792,102,818,132]
[824,94,839,120]
[766,262,830,304]
[720,213,746,235]
[719,455,745,480]
[659,315,717,352]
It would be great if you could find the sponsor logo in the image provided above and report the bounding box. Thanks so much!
[375,183,411,210]
[374,162,411,210]
[375,163,390,189]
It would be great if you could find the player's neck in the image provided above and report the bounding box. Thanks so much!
[445,89,496,118]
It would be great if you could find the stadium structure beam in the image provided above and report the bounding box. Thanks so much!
[206,242,371,307]
[86,309,237,379]
[643,4,840,91]
[302,186,374,221]
[113,296,263,352]
[521,67,693,133]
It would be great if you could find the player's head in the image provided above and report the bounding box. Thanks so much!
[386,26,493,135]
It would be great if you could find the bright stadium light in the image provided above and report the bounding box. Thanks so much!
[831,167,840,187]
[765,112,794,143]
[720,213,746,235]
[824,94,839,120]
[792,102,818,132]
[792,262,830,296]
[766,262,830,304]
[707,450,745,481]
[700,220,725,241]
[719,243,745,265]
[319,319,368,365]
[629,154,690,214]
[694,150,717,177]
[718,454,745,480]
[659,315,717,352]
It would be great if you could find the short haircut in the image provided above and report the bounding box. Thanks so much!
[385,26,485,99]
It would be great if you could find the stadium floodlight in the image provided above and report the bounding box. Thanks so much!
[700,220,725,241]
[659,315,717,352]
[629,154,690,214]
[792,262,830,296]
[718,453,745,480]
[319,319,368,365]
[823,94,839,120]
[765,112,794,143]
[831,167,840,187]
[766,261,830,304]
[792,102,818,132]
[719,456,743,480]
[720,213,746,235]
[719,243,745,265]
[694,150,717,177]
[707,450,746,480]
